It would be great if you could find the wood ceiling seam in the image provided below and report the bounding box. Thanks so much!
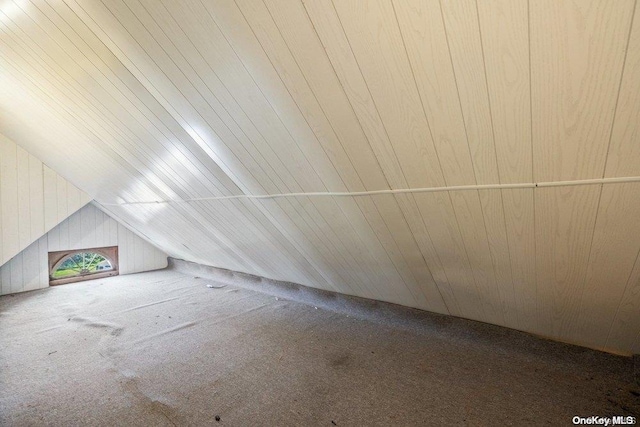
[64,0,267,197]
[0,10,175,202]
[221,0,407,300]
[231,0,395,298]
[437,0,482,188]
[584,184,640,350]
[260,0,428,307]
[600,0,639,179]
[60,0,344,290]
[0,51,183,208]
[189,0,329,196]
[526,0,534,184]
[423,0,503,313]
[388,0,447,188]
[526,0,540,334]
[58,10,244,200]
[181,0,373,295]
[89,0,368,294]
[110,0,281,194]
[389,0,487,322]
[333,0,470,314]
[436,0,515,322]
[395,2,502,324]
[0,57,263,277]
[530,0,634,182]
[571,2,639,338]
[567,183,605,342]
[137,0,369,295]
[105,0,335,279]
[48,0,243,198]
[282,0,428,299]
[0,85,133,203]
[476,0,520,325]
[127,1,293,199]
[461,29,513,317]
[305,0,456,314]
[0,56,143,200]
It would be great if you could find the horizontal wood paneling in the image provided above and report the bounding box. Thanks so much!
[0,0,639,354]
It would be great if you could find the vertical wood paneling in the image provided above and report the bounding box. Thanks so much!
[439,0,500,186]
[478,190,519,328]
[501,189,537,332]
[56,175,68,223]
[607,248,640,353]
[116,223,129,275]
[56,0,351,291]
[133,229,143,272]
[572,184,640,348]
[530,0,635,181]
[0,203,168,295]
[22,237,41,292]
[392,0,474,186]
[0,259,10,295]
[17,146,31,249]
[0,134,91,266]
[392,0,510,324]
[329,0,483,320]
[81,204,97,249]
[29,153,44,240]
[0,0,639,354]
[43,165,59,231]
[475,0,535,333]
[477,0,531,184]
[254,0,447,311]
[67,203,82,249]
[302,0,457,313]
[0,140,2,267]
[535,186,601,339]
[1,135,19,264]
[9,251,23,295]
[604,3,640,178]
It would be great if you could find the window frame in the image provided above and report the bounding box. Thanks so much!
[48,246,119,286]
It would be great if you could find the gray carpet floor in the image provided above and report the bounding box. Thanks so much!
[1,264,638,426]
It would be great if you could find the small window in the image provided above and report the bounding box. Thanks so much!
[49,247,118,286]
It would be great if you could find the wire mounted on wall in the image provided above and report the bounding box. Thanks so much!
[98,175,640,206]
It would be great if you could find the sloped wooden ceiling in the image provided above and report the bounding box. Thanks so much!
[0,0,639,354]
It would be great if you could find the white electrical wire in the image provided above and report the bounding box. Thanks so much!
[98,175,640,206]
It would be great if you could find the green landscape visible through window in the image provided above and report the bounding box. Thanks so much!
[53,252,114,279]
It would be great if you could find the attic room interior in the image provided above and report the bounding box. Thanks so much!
[1,0,639,425]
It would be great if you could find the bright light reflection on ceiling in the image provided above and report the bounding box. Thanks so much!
[0,1,27,20]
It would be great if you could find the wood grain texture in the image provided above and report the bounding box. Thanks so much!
[0,134,90,266]
[0,203,168,295]
[476,0,531,184]
[0,0,639,353]
[606,246,640,353]
[572,184,640,349]
[530,0,635,181]
[604,1,640,178]
[535,186,601,339]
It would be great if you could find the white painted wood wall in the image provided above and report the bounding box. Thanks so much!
[0,0,639,355]
[0,133,91,266]
[0,203,168,295]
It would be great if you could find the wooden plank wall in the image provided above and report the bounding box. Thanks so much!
[0,0,639,354]
[0,133,91,266]
[0,203,168,295]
